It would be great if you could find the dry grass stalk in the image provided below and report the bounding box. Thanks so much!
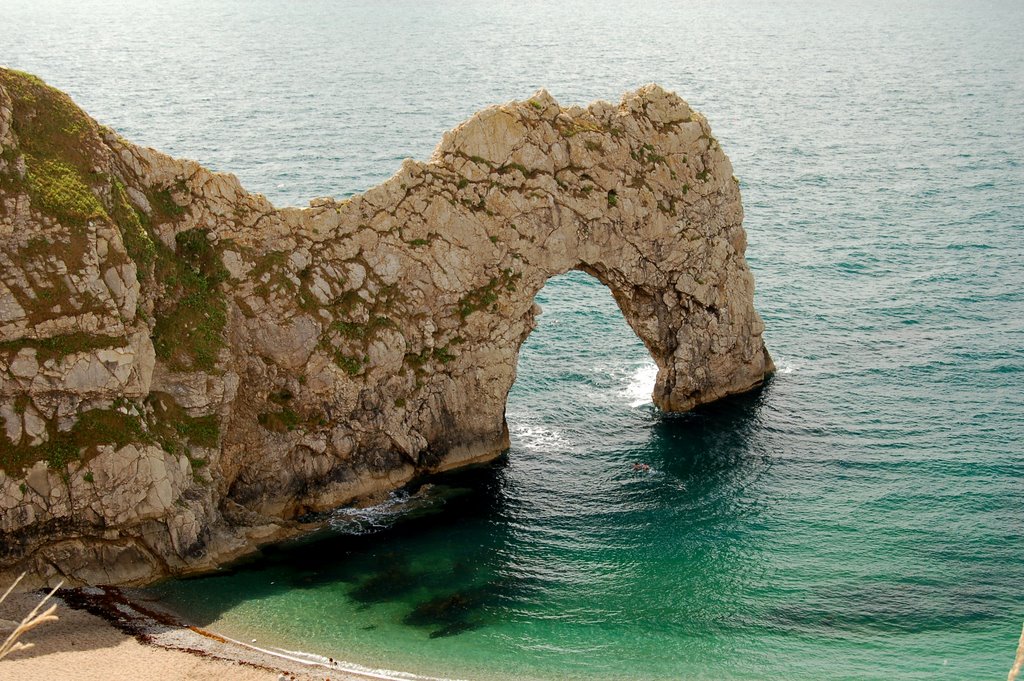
[1010,621,1024,681]
[0,573,63,661]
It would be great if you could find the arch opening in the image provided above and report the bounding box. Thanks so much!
[505,270,659,457]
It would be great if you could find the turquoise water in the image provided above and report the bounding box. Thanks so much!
[4,0,1023,678]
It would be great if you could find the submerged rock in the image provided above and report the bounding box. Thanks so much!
[0,68,772,586]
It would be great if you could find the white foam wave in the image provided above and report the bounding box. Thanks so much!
[221,635,467,681]
[774,356,799,374]
[273,646,465,681]
[510,423,566,451]
[328,490,422,534]
[622,362,658,407]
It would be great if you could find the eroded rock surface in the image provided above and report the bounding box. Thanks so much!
[0,69,772,586]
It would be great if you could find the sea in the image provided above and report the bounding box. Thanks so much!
[3,0,1022,678]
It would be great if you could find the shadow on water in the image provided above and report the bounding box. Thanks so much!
[648,380,777,486]
[147,462,530,638]
[147,385,778,641]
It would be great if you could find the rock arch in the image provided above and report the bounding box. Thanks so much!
[211,85,774,515]
[0,71,771,584]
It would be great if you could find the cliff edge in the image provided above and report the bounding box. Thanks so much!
[0,69,772,586]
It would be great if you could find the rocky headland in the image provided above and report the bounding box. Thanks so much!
[0,69,772,586]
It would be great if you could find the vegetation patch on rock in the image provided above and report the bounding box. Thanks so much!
[0,333,125,362]
[0,70,103,227]
[0,407,149,477]
[152,229,229,371]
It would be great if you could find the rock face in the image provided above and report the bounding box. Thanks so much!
[0,69,772,586]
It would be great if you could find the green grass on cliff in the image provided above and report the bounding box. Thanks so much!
[257,408,301,433]
[0,392,222,478]
[146,392,221,451]
[0,71,123,331]
[148,184,187,219]
[152,229,229,371]
[0,332,124,363]
[0,408,150,477]
[257,403,328,434]
[0,69,104,227]
[1,69,228,371]
[456,269,521,319]
[109,179,157,275]
[25,158,106,225]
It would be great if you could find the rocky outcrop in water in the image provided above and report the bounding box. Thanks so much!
[0,69,772,586]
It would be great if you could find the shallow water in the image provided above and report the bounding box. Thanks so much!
[4,0,1023,678]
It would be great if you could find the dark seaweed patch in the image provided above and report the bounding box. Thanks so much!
[403,586,491,638]
[348,556,421,603]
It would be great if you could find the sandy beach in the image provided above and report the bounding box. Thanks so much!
[0,588,377,681]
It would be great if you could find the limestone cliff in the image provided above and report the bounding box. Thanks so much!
[0,69,772,586]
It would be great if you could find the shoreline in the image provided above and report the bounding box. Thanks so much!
[0,586,457,681]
